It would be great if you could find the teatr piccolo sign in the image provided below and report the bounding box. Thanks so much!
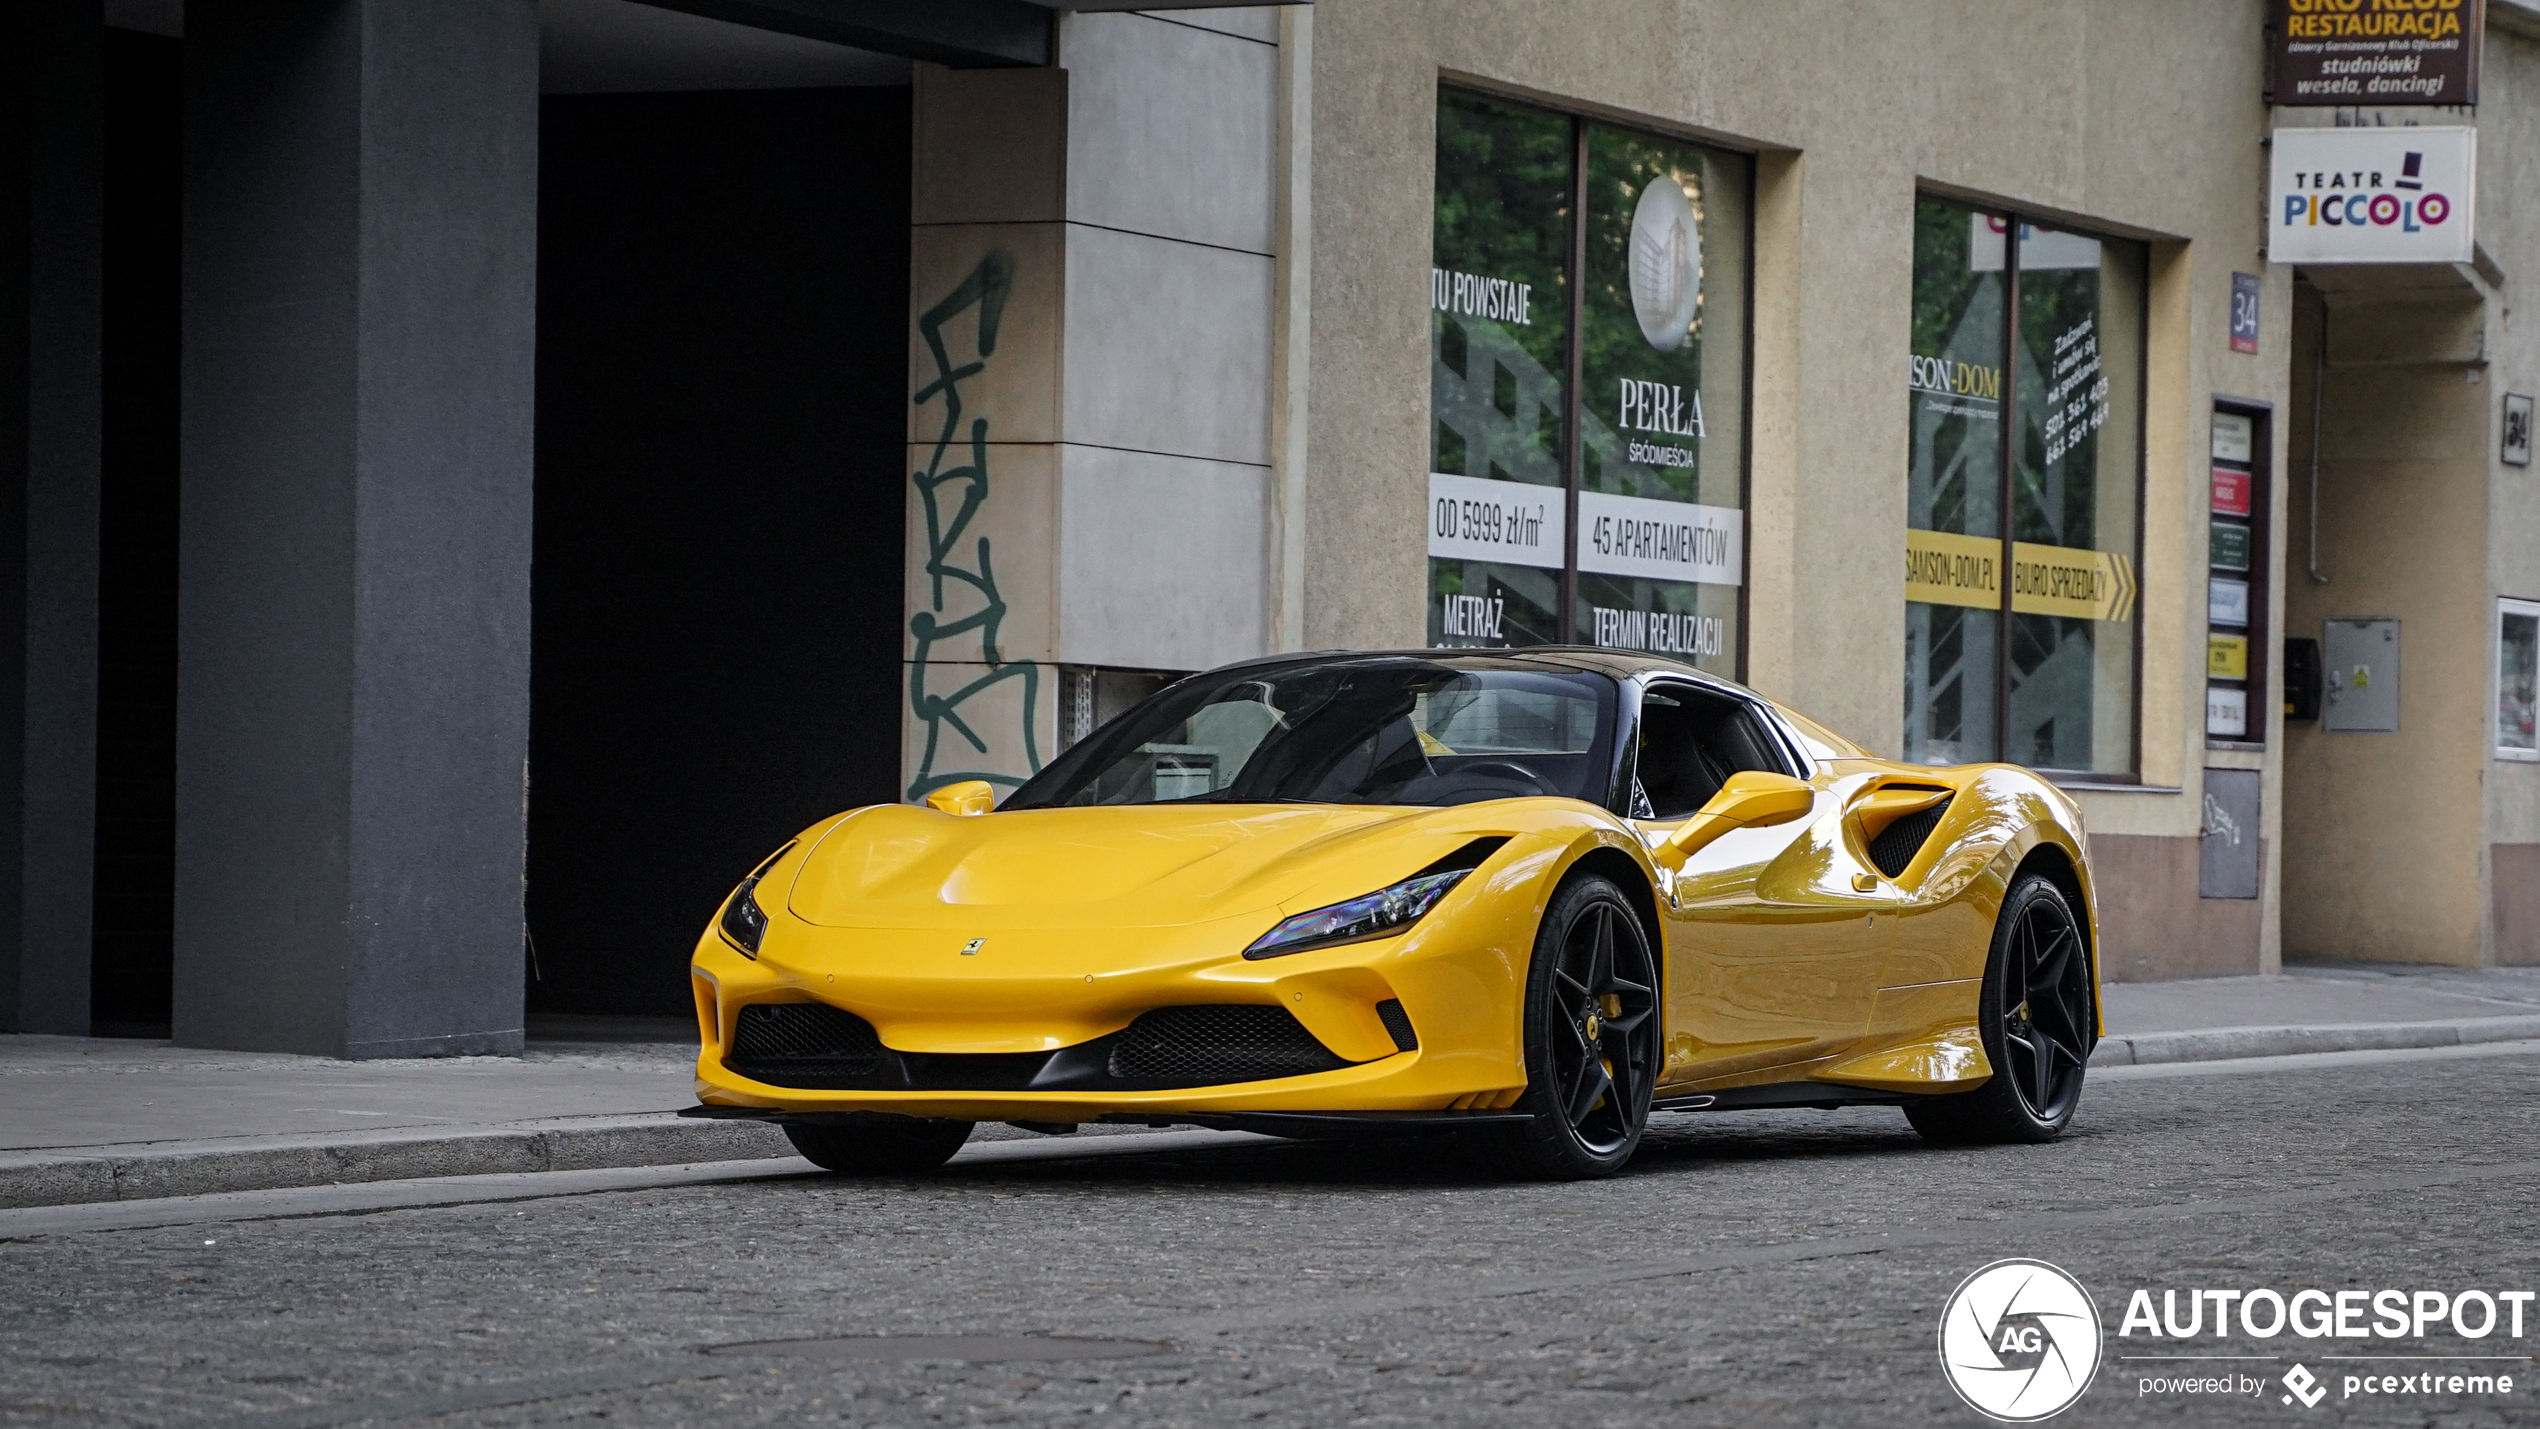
[2268,126,2476,266]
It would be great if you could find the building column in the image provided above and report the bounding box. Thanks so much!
[901,13,1281,801]
[175,0,537,1057]
[2,1,105,1035]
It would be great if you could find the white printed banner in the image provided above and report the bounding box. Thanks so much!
[1576,489,1744,588]
[1427,472,1564,571]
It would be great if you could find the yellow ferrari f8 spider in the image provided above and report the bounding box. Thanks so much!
[684,650,2101,1179]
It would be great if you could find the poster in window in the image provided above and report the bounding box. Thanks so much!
[1427,93,1572,649]
[2211,519,2252,572]
[1573,126,1749,675]
[2207,685,2249,739]
[2501,601,2540,757]
[1901,199,2007,767]
[2212,467,2252,517]
[2209,577,2251,628]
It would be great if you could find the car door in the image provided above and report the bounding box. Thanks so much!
[1630,683,1895,1086]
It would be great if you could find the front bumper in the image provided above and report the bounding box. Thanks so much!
[687,898,1537,1123]
[679,1103,1535,1139]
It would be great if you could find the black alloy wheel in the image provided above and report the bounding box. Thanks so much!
[1481,875,1661,1179]
[1905,872,2095,1145]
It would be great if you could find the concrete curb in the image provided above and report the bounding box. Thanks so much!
[10,1017,2540,1209]
[0,1113,792,1211]
[2090,1014,2540,1068]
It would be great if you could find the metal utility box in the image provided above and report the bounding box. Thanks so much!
[2322,619,2400,733]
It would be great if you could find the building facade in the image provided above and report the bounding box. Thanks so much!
[4,0,2532,1055]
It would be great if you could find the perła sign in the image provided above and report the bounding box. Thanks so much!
[2268,126,2474,265]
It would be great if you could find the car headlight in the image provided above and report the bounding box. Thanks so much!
[1242,868,1474,960]
[717,842,795,958]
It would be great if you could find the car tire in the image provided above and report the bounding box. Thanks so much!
[782,1117,975,1174]
[1904,871,2096,1146]
[1477,874,1661,1180]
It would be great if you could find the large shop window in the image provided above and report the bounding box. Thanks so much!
[1427,90,1750,676]
[1903,199,2144,776]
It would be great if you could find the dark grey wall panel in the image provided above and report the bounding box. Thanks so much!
[341,0,538,1059]
[176,0,536,1057]
[4,0,105,1036]
[91,27,184,1037]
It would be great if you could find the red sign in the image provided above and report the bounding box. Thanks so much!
[2213,467,2252,517]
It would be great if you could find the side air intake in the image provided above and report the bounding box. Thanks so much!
[1867,796,1952,878]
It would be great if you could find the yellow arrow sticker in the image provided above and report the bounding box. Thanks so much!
[1903,529,2001,610]
[1906,529,2137,623]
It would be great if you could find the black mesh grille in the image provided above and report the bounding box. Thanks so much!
[727,1002,885,1086]
[1868,802,1951,878]
[1106,1005,1347,1085]
[1375,999,1418,1052]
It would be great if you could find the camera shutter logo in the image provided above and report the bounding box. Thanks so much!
[1628,175,1701,353]
[1938,1259,2104,1421]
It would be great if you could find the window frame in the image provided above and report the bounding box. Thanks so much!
[2497,596,2540,763]
[1906,194,2151,784]
[1430,84,1759,680]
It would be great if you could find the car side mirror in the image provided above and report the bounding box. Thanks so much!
[1653,771,1816,872]
[924,780,996,816]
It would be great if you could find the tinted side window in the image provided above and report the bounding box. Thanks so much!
[1632,685,1794,818]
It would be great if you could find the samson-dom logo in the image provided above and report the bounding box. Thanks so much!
[1939,1260,2105,1421]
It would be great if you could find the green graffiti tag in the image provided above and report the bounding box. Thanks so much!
[907,251,1042,801]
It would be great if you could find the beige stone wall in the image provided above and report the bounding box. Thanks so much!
[2282,290,2491,965]
[2485,27,2540,852]
[2488,24,2540,958]
[1300,0,2292,966]
[2270,23,2540,967]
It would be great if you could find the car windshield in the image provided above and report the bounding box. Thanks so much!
[1004,658,1618,809]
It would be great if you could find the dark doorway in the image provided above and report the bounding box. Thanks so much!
[90,27,183,1038]
[529,87,911,1020]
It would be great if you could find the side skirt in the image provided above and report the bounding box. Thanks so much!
[1654,1081,1916,1113]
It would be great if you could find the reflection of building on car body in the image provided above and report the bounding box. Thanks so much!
[688,650,2102,1180]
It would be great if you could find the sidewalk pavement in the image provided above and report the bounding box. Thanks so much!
[5,962,2538,1211]
[2095,962,2540,1065]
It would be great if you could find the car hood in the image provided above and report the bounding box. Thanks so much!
[782,801,1522,932]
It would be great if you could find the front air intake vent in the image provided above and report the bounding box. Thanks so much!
[726,1002,885,1087]
[1868,800,1952,878]
[1106,1005,1349,1085]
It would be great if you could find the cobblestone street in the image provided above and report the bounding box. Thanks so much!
[5,1042,2534,1428]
